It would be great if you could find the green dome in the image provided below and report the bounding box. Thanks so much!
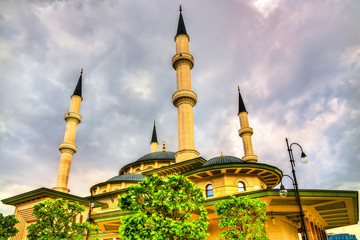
[106,174,146,183]
[90,174,146,191]
[202,156,244,167]
[136,151,176,162]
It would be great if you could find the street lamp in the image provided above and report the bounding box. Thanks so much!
[279,174,294,198]
[279,138,309,240]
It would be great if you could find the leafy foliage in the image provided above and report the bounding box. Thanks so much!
[27,198,99,240]
[0,212,19,239]
[118,174,209,240]
[215,195,269,240]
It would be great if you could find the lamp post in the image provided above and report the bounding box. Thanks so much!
[279,138,309,240]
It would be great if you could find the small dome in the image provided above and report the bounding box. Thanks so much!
[202,155,244,167]
[136,151,176,162]
[106,174,146,183]
[90,173,146,191]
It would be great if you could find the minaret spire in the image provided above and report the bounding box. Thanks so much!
[53,68,84,193]
[150,119,159,153]
[176,5,188,39]
[238,85,246,113]
[73,68,83,97]
[237,86,258,163]
[172,6,199,162]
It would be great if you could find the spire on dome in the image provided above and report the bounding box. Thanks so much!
[73,68,83,98]
[176,5,188,38]
[162,141,166,152]
[151,119,158,143]
[238,85,247,114]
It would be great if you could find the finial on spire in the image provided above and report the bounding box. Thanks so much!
[81,67,83,74]
[238,85,240,92]
[221,151,224,157]
[179,4,182,12]
[162,141,166,152]
[154,118,156,124]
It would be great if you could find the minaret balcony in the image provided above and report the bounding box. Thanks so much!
[64,112,82,124]
[238,127,254,137]
[58,142,77,154]
[172,89,197,107]
[172,52,194,69]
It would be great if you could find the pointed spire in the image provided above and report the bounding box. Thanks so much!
[176,5,188,38]
[73,68,83,98]
[151,119,158,143]
[238,85,247,114]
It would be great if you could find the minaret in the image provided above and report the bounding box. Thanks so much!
[172,5,199,162]
[238,86,258,162]
[53,69,83,193]
[150,119,158,153]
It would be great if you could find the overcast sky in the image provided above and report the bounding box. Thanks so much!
[1,0,359,236]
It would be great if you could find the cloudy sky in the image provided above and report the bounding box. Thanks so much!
[1,0,359,236]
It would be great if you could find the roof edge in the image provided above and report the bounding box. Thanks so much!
[1,187,104,207]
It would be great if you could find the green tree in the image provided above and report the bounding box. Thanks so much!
[215,195,269,240]
[0,212,19,239]
[118,174,209,240]
[27,198,99,240]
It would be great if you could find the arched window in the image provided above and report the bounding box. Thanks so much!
[238,181,246,192]
[206,184,214,198]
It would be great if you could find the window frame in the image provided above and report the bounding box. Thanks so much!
[206,184,214,198]
[238,181,246,192]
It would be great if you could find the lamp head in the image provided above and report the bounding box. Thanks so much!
[279,184,288,198]
[300,152,308,164]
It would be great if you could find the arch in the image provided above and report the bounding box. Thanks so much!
[206,184,214,198]
[134,168,141,172]
[145,166,154,170]
[238,181,246,192]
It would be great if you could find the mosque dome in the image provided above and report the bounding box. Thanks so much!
[202,155,244,167]
[136,151,176,162]
[90,173,146,192]
[106,174,146,183]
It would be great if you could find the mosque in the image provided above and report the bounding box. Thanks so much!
[2,7,358,240]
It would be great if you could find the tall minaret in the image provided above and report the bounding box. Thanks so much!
[150,119,158,153]
[238,86,258,163]
[172,6,199,162]
[53,69,83,193]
